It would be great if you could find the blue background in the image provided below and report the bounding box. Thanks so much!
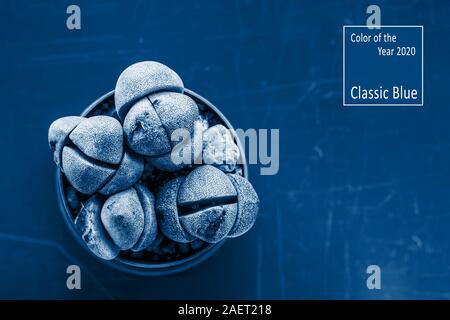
[344,26,422,105]
[1,0,450,299]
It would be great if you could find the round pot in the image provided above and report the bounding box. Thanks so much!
[56,89,248,276]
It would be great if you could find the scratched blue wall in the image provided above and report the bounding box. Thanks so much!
[0,0,449,299]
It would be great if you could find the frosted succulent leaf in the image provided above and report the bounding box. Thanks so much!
[156,177,195,243]
[202,124,240,172]
[132,184,158,252]
[62,146,115,195]
[75,195,120,260]
[155,165,259,244]
[123,97,171,156]
[178,165,237,206]
[48,116,84,167]
[115,61,184,120]
[226,174,259,238]
[179,204,237,243]
[192,117,209,164]
[99,149,144,195]
[101,188,145,250]
[148,92,199,145]
[69,116,123,165]
[147,116,207,172]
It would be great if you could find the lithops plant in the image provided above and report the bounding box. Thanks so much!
[75,184,157,260]
[115,61,200,171]
[115,61,184,120]
[49,115,144,195]
[49,61,260,270]
[156,165,259,243]
[202,124,240,172]
[146,116,210,172]
[75,195,120,260]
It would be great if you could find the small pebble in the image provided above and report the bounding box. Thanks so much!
[130,251,144,258]
[152,246,164,256]
[178,243,190,254]
[145,233,164,252]
[190,239,204,250]
[161,243,176,255]
[101,103,109,111]
[66,185,80,211]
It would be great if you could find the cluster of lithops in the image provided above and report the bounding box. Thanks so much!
[48,61,259,262]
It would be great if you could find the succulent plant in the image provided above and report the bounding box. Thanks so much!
[75,184,157,260]
[49,61,260,263]
[114,61,184,121]
[156,165,259,243]
[115,61,200,174]
[49,115,144,195]
[202,124,240,172]
[74,195,120,260]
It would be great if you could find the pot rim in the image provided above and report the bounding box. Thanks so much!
[56,88,248,276]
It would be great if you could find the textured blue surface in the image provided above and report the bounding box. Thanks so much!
[344,26,423,105]
[1,0,450,299]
